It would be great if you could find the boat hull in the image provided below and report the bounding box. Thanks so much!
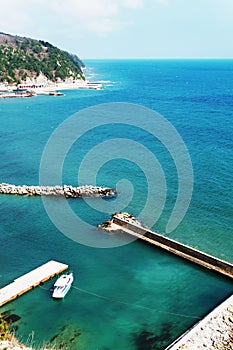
[52,283,72,298]
[52,273,73,299]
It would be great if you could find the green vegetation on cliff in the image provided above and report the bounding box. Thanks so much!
[0,32,85,84]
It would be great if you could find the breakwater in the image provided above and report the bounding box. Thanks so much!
[100,213,233,349]
[0,183,115,198]
[101,212,233,279]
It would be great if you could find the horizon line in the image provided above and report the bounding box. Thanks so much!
[83,57,233,60]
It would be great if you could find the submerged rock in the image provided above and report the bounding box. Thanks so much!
[49,324,82,350]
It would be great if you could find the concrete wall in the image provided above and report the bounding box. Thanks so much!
[113,216,233,277]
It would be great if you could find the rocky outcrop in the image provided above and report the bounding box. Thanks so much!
[166,295,233,350]
[0,312,32,350]
[98,212,145,231]
[0,340,32,350]
[0,183,115,198]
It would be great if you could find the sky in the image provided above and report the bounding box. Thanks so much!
[0,0,233,59]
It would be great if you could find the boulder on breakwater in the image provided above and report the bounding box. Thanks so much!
[98,212,145,231]
[0,183,116,198]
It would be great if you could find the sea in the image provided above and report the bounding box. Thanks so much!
[0,59,233,350]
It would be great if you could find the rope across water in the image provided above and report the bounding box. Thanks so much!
[39,284,201,320]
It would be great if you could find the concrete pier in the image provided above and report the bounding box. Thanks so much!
[0,260,68,307]
[0,183,115,198]
[102,212,233,279]
[100,213,233,349]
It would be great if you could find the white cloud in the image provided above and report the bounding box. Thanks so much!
[119,0,144,9]
[83,18,125,35]
[47,0,144,36]
[56,0,144,34]
[49,0,118,19]
[0,0,144,40]
[0,1,32,34]
[0,0,144,37]
[151,0,170,5]
[48,0,144,20]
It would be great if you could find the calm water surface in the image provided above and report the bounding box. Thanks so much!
[0,59,233,349]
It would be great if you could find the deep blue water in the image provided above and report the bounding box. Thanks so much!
[0,59,233,349]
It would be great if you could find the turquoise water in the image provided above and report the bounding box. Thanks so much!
[0,59,233,349]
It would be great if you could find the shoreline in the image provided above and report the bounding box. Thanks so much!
[165,294,233,350]
[0,340,32,350]
[0,80,103,99]
[0,314,32,350]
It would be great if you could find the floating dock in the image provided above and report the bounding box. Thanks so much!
[110,213,233,279]
[0,260,68,307]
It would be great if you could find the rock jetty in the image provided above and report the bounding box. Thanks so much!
[0,183,115,198]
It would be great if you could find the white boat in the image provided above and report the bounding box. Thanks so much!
[52,272,74,299]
